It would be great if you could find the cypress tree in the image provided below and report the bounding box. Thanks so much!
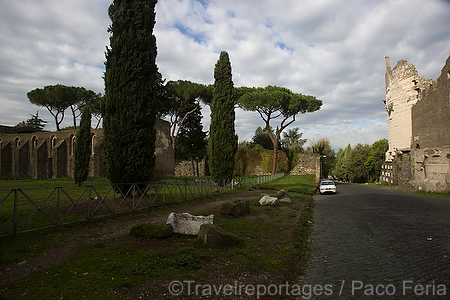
[207,51,238,183]
[103,0,159,186]
[74,105,91,187]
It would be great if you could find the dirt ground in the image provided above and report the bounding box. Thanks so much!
[0,189,306,299]
[0,191,261,281]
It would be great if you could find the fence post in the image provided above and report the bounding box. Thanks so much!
[163,182,166,204]
[56,187,60,225]
[132,184,136,210]
[88,186,92,219]
[13,189,19,234]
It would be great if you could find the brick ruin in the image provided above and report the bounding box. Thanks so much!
[289,153,321,181]
[0,118,174,179]
[381,55,450,191]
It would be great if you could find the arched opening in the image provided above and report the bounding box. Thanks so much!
[51,135,58,149]
[31,136,38,148]
[91,134,97,155]
[69,134,76,155]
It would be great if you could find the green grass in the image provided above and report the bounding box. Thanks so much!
[0,177,247,236]
[259,174,318,195]
[416,190,450,199]
[0,228,70,264]
[365,181,450,200]
[0,181,316,299]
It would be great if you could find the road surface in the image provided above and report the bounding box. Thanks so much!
[299,183,450,299]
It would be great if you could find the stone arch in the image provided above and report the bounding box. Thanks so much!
[68,133,76,156]
[14,137,20,148]
[91,132,97,155]
[50,134,58,149]
[31,135,38,149]
[56,140,67,177]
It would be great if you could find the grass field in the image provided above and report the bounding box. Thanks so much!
[0,175,277,237]
[0,175,318,299]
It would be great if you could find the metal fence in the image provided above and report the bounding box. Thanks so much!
[0,174,284,237]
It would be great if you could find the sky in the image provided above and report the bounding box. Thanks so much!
[1,0,450,151]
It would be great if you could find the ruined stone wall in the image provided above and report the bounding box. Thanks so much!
[384,57,433,160]
[154,118,174,177]
[394,152,413,187]
[380,153,413,187]
[174,159,208,177]
[174,159,271,177]
[410,55,450,192]
[412,56,450,149]
[412,147,450,192]
[289,153,320,180]
[0,129,104,179]
[0,118,174,179]
[380,163,394,184]
[384,55,450,191]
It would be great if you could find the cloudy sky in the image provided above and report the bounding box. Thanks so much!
[1,0,449,150]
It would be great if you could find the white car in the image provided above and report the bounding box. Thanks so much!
[319,180,337,194]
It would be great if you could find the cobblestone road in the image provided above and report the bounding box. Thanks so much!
[299,183,450,300]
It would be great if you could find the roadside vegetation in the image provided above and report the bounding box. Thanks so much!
[364,181,450,200]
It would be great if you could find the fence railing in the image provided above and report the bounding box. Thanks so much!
[0,174,284,237]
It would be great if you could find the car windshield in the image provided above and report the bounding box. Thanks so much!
[321,181,334,185]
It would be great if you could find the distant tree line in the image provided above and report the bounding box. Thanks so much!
[331,139,389,183]
[239,129,389,182]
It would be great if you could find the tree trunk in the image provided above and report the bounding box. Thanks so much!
[266,127,279,175]
[54,114,60,131]
[71,106,78,129]
[272,143,278,175]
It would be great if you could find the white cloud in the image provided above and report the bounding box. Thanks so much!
[1,0,450,150]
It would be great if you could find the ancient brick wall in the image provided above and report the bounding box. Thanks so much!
[380,163,394,184]
[409,56,450,191]
[412,147,450,192]
[384,57,433,160]
[0,118,174,179]
[154,118,174,177]
[289,153,320,180]
[384,55,450,191]
[412,56,450,149]
[174,159,208,177]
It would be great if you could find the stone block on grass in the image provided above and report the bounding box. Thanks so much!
[166,212,214,235]
[220,199,251,217]
[276,189,290,199]
[259,195,278,206]
[198,224,243,247]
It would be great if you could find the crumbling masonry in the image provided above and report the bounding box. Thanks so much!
[0,118,174,179]
[381,55,450,191]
